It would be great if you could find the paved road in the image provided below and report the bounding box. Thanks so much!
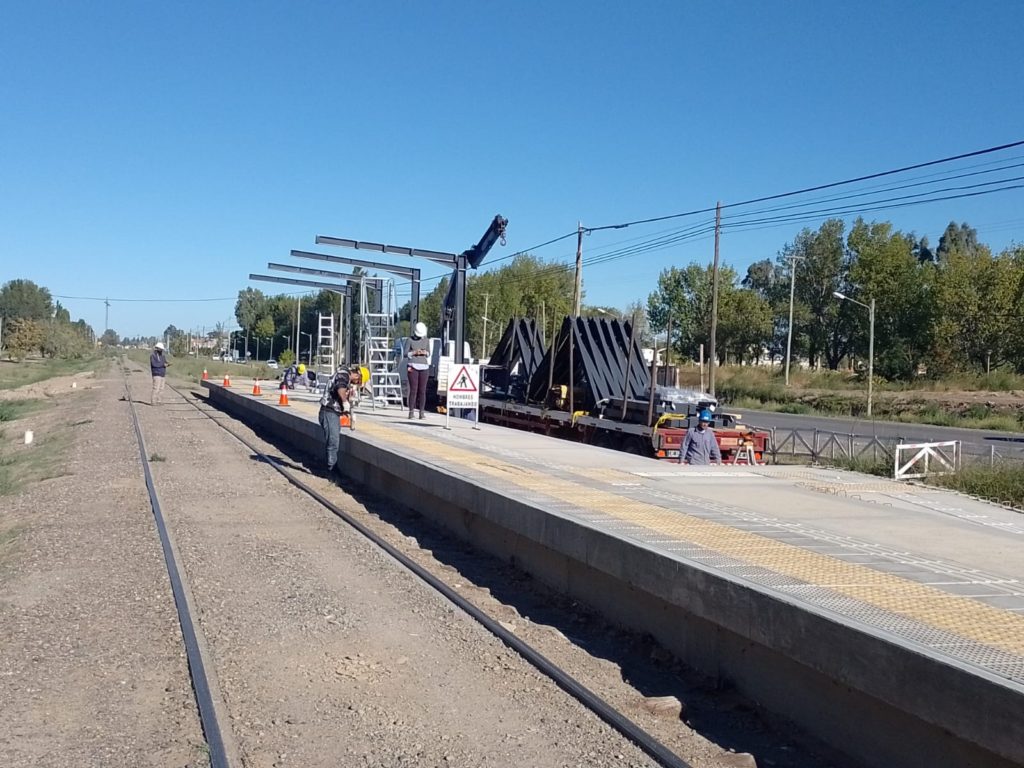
[734,408,1024,457]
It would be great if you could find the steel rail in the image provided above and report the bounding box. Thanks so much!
[169,381,694,768]
[122,375,231,768]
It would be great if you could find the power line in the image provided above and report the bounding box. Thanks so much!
[416,139,1024,291]
[583,138,1024,234]
[53,290,314,303]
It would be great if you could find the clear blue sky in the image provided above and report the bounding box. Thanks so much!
[2,1,1023,337]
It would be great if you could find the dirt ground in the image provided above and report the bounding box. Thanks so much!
[0,366,206,767]
[0,363,854,768]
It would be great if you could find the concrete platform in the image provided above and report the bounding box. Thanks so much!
[203,381,1024,768]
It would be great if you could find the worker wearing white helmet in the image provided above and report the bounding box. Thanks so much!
[150,341,170,405]
[406,321,430,420]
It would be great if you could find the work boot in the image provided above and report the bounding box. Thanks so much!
[419,411,426,420]
[408,410,414,420]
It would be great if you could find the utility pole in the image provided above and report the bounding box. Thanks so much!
[104,297,110,332]
[708,201,722,397]
[784,254,801,386]
[295,295,302,359]
[481,293,490,360]
[573,221,584,317]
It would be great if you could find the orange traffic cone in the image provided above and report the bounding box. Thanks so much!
[202,368,209,381]
[252,379,262,396]
[223,372,232,387]
[278,384,290,407]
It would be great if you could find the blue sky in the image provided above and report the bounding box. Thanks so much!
[2,1,1023,336]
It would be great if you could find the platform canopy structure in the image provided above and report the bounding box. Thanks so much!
[248,273,352,375]
[252,266,403,408]
[313,215,508,364]
[297,247,422,325]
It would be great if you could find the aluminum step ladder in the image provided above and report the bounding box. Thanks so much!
[360,277,404,409]
[315,312,335,392]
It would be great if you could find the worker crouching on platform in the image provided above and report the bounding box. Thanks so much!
[318,365,353,476]
[678,409,722,466]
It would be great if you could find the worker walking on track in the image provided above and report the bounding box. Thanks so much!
[318,365,352,477]
[150,342,170,405]
[678,409,722,466]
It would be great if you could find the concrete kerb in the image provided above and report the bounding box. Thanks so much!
[201,381,1024,768]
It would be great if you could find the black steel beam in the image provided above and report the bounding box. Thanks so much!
[293,249,421,324]
[314,235,456,266]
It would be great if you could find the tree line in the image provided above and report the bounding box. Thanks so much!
[0,279,96,360]
[648,219,1024,379]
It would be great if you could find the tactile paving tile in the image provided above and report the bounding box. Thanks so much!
[355,417,1024,681]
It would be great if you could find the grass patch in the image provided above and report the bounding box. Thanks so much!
[0,399,45,422]
[822,456,893,477]
[149,453,166,462]
[929,465,1024,508]
[0,356,102,390]
[0,433,67,496]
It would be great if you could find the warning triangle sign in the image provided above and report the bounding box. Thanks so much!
[449,365,478,392]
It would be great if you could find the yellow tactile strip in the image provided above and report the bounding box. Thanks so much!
[356,418,1024,658]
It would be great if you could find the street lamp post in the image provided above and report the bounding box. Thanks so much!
[833,292,875,417]
[300,332,313,366]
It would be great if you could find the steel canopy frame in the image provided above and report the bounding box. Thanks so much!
[294,248,422,324]
[314,215,507,364]
[248,274,354,365]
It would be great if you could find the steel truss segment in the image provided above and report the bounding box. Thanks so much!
[291,249,420,280]
[268,262,381,283]
[314,235,456,266]
[248,273,352,294]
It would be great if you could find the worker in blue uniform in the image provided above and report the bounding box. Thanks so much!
[678,409,723,465]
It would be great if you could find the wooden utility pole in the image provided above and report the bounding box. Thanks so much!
[481,293,490,359]
[708,201,722,397]
[573,221,583,316]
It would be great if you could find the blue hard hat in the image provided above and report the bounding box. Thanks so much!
[698,409,713,422]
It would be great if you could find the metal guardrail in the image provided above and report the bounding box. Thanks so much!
[766,427,901,464]
[764,427,1024,468]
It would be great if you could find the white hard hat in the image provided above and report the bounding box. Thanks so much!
[414,322,427,338]
[154,342,165,351]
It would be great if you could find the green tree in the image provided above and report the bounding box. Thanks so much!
[846,219,933,379]
[719,289,774,364]
[99,328,120,346]
[648,262,739,363]
[235,288,267,357]
[782,219,852,369]
[0,279,54,321]
[254,315,275,353]
[930,239,1018,373]
[465,254,575,355]
[743,258,789,361]
[936,222,980,262]
[42,322,90,359]
[53,301,71,324]
[4,317,45,359]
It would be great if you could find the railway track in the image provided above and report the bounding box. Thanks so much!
[122,362,695,768]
